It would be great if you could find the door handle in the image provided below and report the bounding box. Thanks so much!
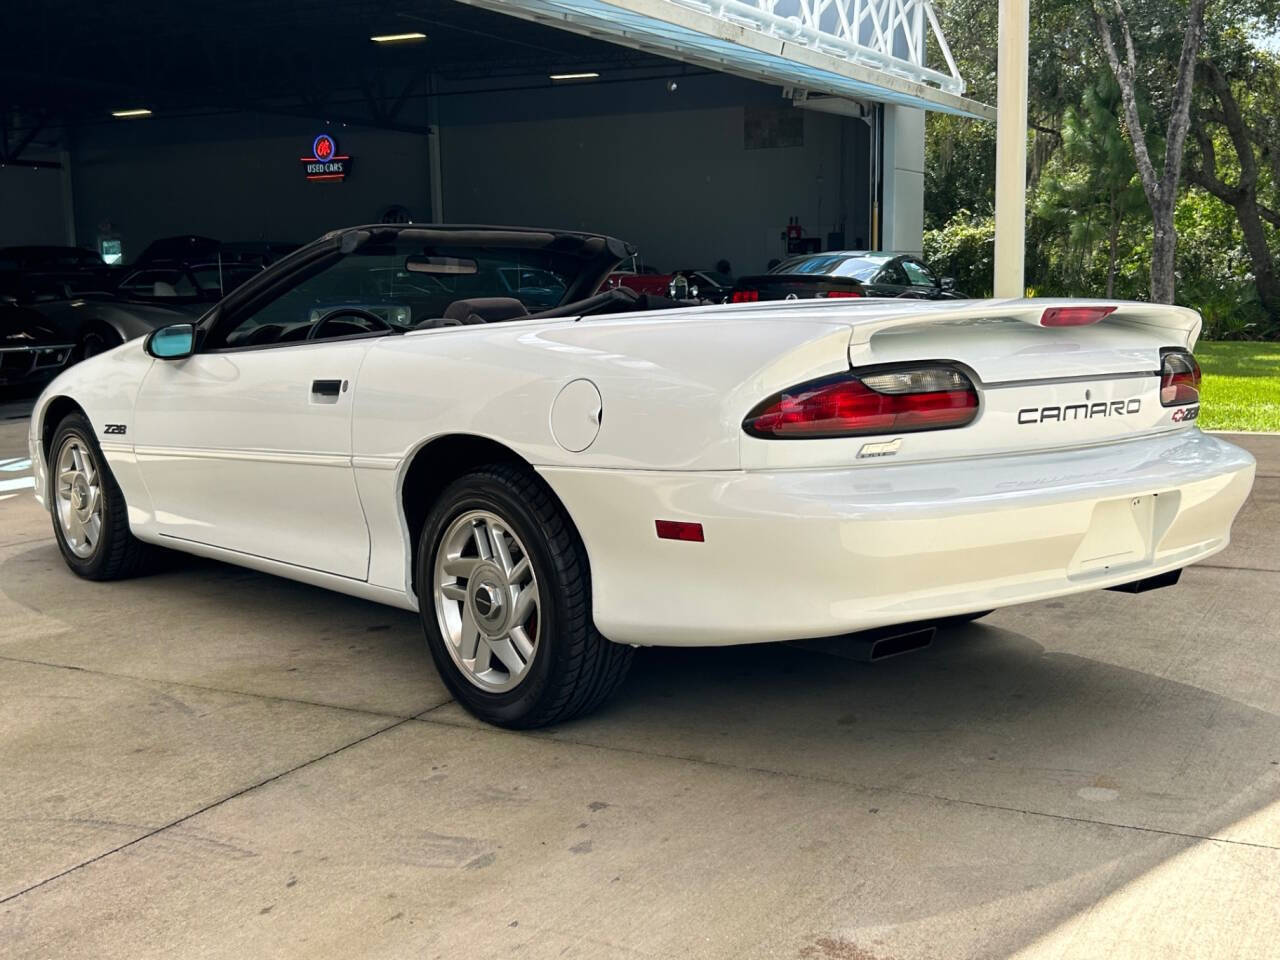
[311,379,343,403]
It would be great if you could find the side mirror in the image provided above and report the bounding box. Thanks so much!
[146,322,196,360]
[940,276,956,291]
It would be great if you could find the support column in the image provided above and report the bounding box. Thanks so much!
[59,146,76,246]
[993,0,1030,297]
[880,104,925,255]
[426,75,444,223]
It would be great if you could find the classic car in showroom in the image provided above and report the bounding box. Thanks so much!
[1,249,266,389]
[26,224,1255,728]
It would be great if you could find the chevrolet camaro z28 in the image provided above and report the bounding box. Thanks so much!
[28,225,1256,727]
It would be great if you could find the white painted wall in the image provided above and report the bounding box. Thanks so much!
[880,104,925,255]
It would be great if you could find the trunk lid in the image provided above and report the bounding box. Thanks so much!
[740,299,1202,470]
[733,274,867,301]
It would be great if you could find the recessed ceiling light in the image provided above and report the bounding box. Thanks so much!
[370,32,427,42]
[111,108,152,118]
[549,72,600,81]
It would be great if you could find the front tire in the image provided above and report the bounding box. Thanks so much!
[49,412,149,580]
[417,464,633,728]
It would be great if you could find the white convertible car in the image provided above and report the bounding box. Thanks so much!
[29,225,1255,727]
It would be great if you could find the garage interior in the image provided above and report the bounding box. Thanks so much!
[1,0,985,274]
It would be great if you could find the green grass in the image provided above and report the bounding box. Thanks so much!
[1195,341,1280,432]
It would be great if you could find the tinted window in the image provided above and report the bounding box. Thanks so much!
[901,259,937,286]
[772,254,890,281]
[219,239,578,347]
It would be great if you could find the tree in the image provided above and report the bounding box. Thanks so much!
[1092,0,1207,304]
[1185,55,1280,320]
[1036,76,1147,296]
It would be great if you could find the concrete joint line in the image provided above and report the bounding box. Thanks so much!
[0,716,413,907]
[413,714,1280,853]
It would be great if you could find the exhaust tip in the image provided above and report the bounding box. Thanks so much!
[1106,568,1182,594]
[865,625,936,661]
[789,623,936,663]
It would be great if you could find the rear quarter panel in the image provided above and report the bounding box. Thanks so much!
[351,310,857,593]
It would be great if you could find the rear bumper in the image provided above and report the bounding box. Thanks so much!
[539,430,1255,646]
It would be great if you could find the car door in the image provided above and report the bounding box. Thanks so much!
[131,252,389,580]
[865,259,911,297]
[899,257,943,299]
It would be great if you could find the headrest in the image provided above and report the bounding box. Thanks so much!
[442,297,530,325]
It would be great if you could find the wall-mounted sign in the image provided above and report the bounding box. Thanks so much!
[301,134,352,181]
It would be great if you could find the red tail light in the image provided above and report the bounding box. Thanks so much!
[743,366,979,439]
[1040,305,1117,327]
[731,289,760,303]
[1160,349,1201,407]
[821,289,863,299]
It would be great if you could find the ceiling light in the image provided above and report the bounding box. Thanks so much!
[111,108,152,118]
[550,72,600,81]
[370,32,427,42]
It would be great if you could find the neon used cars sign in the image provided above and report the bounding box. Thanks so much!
[301,134,352,181]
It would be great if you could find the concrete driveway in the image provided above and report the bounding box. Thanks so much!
[2,393,1277,960]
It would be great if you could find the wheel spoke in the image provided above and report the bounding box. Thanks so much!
[509,556,531,583]
[66,510,85,545]
[489,521,514,575]
[510,624,535,660]
[82,513,101,547]
[510,585,538,627]
[443,555,480,579]
[471,637,492,673]
[489,636,526,675]
[458,606,480,660]
[58,469,78,491]
[70,445,84,474]
[440,582,468,602]
[471,521,493,560]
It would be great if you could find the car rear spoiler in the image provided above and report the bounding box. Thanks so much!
[844,299,1203,350]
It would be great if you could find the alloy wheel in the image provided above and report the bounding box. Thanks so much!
[55,437,103,559]
[433,509,541,693]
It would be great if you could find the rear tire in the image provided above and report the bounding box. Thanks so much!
[416,463,633,728]
[49,412,149,580]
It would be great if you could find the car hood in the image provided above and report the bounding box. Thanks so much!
[1,307,71,346]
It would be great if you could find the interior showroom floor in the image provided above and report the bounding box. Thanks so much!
[2,398,1278,960]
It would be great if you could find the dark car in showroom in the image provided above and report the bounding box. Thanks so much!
[0,245,116,296]
[0,256,240,390]
[1,275,197,390]
[730,251,962,302]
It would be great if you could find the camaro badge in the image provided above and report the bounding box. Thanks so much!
[1018,399,1141,424]
[857,438,902,458]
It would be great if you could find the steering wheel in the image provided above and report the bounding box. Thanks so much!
[306,307,395,341]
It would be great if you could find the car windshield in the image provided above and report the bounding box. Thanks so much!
[771,254,890,281]
[117,263,260,299]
